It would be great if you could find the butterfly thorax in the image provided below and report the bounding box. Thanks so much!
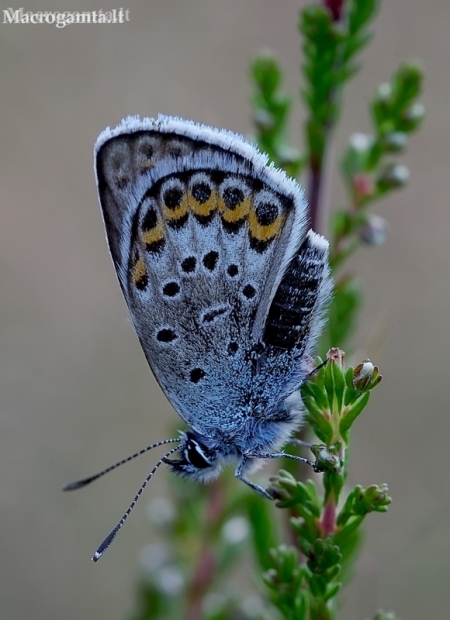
[165,388,303,483]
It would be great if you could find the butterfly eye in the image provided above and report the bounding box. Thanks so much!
[185,439,212,469]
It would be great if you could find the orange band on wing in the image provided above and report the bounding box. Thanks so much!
[248,209,285,242]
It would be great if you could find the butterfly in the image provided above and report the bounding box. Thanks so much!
[64,115,332,560]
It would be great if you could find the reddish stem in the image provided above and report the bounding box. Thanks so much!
[321,496,337,536]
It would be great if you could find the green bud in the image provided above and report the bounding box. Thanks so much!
[311,443,342,472]
[251,52,282,95]
[359,215,390,246]
[395,62,423,101]
[376,82,392,102]
[306,537,342,574]
[373,611,400,620]
[349,132,374,153]
[276,144,302,166]
[267,544,301,582]
[381,131,408,152]
[342,133,375,178]
[372,82,393,125]
[268,471,322,514]
[377,163,410,192]
[252,108,275,131]
[400,101,425,132]
[263,568,279,588]
[354,483,392,514]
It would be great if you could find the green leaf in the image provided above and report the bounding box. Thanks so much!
[339,392,370,439]
[247,493,279,571]
[301,379,330,411]
[324,357,346,413]
[324,580,342,601]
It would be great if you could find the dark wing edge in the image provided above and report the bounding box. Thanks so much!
[263,229,332,355]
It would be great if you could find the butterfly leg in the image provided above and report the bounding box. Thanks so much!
[244,451,319,471]
[285,438,313,449]
[235,457,274,500]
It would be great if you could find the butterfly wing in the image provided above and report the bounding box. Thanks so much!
[94,115,324,437]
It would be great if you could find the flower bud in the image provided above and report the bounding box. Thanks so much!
[352,359,382,391]
[252,108,275,131]
[276,144,302,167]
[381,131,408,152]
[361,483,391,512]
[377,163,409,192]
[311,443,341,472]
[401,102,425,131]
[359,215,390,246]
[342,133,374,178]
[327,347,345,369]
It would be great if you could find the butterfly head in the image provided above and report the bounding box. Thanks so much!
[164,431,230,483]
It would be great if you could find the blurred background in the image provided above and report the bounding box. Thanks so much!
[1,0,449,618]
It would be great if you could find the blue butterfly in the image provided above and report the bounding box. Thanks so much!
[64,116,332,560]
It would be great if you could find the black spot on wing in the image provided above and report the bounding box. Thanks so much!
[181,256,197,273]
[192,182,211,203]
[163,281,180,297]
[163,186,183,209]
[135,273,148,291]
[242,283,256,299]
[189,368,206,383]
[156,328,178,343]
[203,251,219,271]
[227,264,239,277]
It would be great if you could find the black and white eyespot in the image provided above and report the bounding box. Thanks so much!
[252,190,282,226]
[138,195,159,230]
[249,189,287,252]
[240,281,258,301]
[160,177,186,211]
[137,196,166,254]
[140,202,158,230]
[219,176,251,210]
[154,326,179,345]
[161,279,181,299]
[189,172,213,204]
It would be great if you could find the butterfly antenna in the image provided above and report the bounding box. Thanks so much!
[91,445,180,562]
[306,358,328,380]
[62,437,181,491]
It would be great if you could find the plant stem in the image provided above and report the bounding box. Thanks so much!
[185,480,224,620]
